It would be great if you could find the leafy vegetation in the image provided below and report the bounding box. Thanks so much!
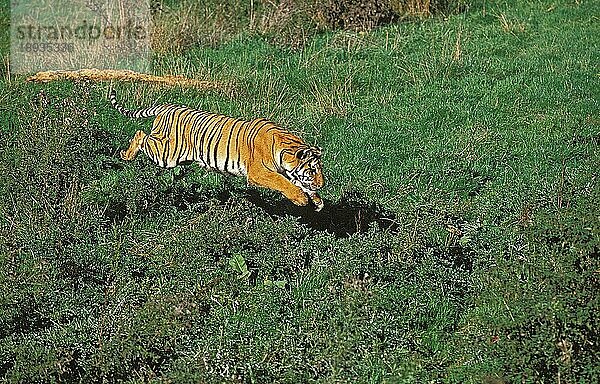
[1,0,599,382]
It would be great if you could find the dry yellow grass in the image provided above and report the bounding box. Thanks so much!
[26,68,230,91]
[391,0,433,18]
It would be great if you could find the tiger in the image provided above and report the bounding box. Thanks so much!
[109,89,325,211]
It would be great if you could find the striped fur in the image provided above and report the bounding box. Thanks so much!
[110,90,325,210]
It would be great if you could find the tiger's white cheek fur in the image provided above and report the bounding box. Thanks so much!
[297,182,311,193]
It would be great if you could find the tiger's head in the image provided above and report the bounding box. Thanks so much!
[283,146,325,194]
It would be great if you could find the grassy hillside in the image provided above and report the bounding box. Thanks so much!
[1,0,599,382]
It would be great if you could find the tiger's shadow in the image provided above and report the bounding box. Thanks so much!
[103,163,399,238]
[213,187,400,238]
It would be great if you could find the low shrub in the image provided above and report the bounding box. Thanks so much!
[151,0,468,52]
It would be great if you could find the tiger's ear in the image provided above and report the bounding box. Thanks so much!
[311,147,322,158]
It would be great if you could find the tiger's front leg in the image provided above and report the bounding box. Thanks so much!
[247,165,308,207]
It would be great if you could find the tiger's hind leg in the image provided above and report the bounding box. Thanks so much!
[121,130,146,161]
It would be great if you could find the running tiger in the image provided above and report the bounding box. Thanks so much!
[109,90,325,211]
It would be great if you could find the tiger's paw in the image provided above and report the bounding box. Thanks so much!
[120,150,132,161]
[310,193,324,212]
[289,191,309,207]
[314,200,324,212]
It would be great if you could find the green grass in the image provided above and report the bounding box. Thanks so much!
[1,0,599,382]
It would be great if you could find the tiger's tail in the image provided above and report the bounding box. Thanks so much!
[109,89,163,118]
